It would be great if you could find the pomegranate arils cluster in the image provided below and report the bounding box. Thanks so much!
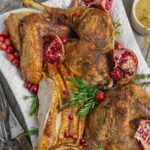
[105,0,113,11]
[135,120,150,149]
[43,35,64,65]
[111,49,138,84]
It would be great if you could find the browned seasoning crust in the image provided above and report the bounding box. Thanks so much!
[85,84,150,150]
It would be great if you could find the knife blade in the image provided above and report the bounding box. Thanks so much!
[0,71,32,150]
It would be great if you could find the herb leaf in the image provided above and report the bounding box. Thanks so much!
[65,77,99,118]
[132,74,150,86]
[24,127,39,136]
[115,20,121,42]
[29,95,38,116]
[24,95,39,116]
[24,96,30,100]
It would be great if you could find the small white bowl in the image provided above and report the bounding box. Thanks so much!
[131,0,150,35]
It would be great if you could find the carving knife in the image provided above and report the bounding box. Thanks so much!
[0,71,32,150]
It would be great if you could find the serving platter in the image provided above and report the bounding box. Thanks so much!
[0,0,150,147]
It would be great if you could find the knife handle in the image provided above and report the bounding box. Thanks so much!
[15,134,32,150]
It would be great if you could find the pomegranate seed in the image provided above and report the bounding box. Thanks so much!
[80,138,86,145]
[6,46,14,53]
[115,42,123,50]
[61,37,68,44]
[124,69,130,75]
[25,82,32,89]
[63,90,69,95]
[4,39,11,46]
[30,85,39,94]
[76,10,81,17]
[68,114,73,121]
[14,52,20,58]
[0,43,7,51]
[0,35,5,42]
[99,85,107,91]
[51,43,61,51]
[12,59,20,67]
[119,62,123,66]
[1,32,9,38]
[122,51,129,58]
[115,57,118,61]
[96,92,105,102]
[7,53,15,61]
[64,132,70,138]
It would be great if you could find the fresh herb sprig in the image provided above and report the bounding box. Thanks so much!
[132,74,150,86]
[63,77,99,118]
[24,95,39,116]
[24,127,39,136]
[86,145,103,150]
[115,20,121,42]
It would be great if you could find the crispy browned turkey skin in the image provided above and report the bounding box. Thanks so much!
[19,6,114,85]
[20,13,71,84]
[85,84,150,150]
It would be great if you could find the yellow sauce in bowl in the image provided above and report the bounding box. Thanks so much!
[135,0,150,29]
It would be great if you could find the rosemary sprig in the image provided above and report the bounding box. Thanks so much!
[115,20,121,42]
[86,145,103,150]
[24,127,39,136]
[132,74,150,82]
[132,74,150,86]
[64,77,99,118]
[24,95,39,116]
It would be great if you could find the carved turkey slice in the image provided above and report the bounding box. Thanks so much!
[37,63,84,149]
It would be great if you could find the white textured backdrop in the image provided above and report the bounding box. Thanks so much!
[0,0,150,147]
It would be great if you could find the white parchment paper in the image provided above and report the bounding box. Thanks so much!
[0,0,150,147]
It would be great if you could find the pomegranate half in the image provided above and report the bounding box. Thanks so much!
[74,0,113,12]
[111,49,138,84]
[43,35,65,66]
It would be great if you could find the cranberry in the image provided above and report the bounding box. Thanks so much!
[14,52,20,58]
[80,138,86,145]
[99,85,107,91]
[6,46,14,53]
[4,39,11,46]
[68,114,73,121]
[0,43,7,51]
[12,59,20,67]
[76,10,81,17]
[61,37,68,44]
[67,71,74,76]
[1,32,9,38]
[30,85,39,94]
[25,82,32,89]
[115,42,123,50]
[7,53,15,61]
[0,35,5,42]
[96,92,105,102]
[63,90,69,95]
[64,132,70,138]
